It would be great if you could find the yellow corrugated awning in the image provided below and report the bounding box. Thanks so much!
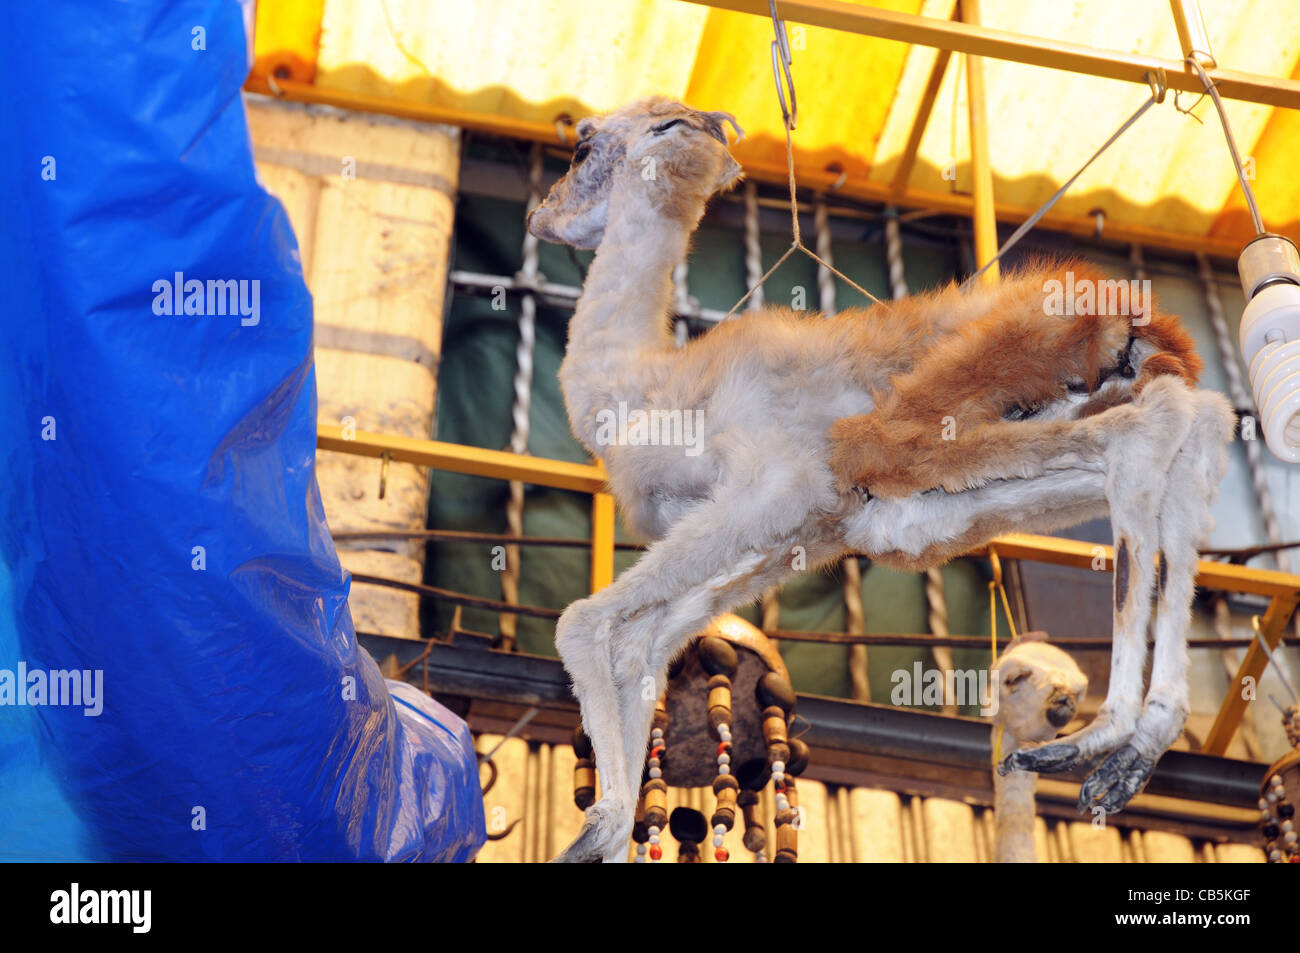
[248,0,1300,257]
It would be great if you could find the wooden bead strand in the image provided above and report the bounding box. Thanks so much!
[775,737,810,864]
[670,807,708,863]
[640,698,670,862]
[1261,704,1298,862]
[1261,771,1297,862]
[758,671,798,863]
[736,758,770,862]
[699,636,739,862]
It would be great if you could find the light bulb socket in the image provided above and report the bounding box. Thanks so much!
[1238,233,1300,300]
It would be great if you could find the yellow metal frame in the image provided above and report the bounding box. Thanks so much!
[243,0,1300,261]
[320,425,618,594]
[685,0,1300,109]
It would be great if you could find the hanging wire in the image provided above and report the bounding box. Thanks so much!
[1253,615,1300,704]
[960,74,1165,291]
[1181,58,1265,236]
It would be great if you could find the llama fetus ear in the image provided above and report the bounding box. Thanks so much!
[716,153,743,191]
[696,110,744,145]
[993,657,1031,689]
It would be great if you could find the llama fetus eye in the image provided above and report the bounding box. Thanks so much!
[651,118,686,135]
[1003,402,1042,422]
[572,142,593,165]
[1118,334,1137,378]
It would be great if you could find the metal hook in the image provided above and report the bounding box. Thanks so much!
[1144,68,1168,104]
[769,0,797,130]
[378,449,391,500]
[1089,207,1106,240]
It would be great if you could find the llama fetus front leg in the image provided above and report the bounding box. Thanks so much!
[551,597,636,862]
[1001,376,1197,777]
[1078,389,1233,813]
[551,474,839,862]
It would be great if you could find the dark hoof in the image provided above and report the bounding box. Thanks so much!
[1077,744,1154,815]
[998,742,1081,776]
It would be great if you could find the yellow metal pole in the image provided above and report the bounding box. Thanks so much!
[1169,0,1216,69]
[590,493,617,593]
[977,533,1300,599]
[1202,592,1300,755]
[682,0,1300,109]
[890,44,953,195]
[962,0,999,285]
[317,425,607,494]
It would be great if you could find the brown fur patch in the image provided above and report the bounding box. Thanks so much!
[828,259,1203,496]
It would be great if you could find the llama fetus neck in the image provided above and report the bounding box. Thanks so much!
[993,727,1040,863]
[559,175,703,455]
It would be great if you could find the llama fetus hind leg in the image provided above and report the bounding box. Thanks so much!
[1079,389,1234,813]
[1001,376,1198,777]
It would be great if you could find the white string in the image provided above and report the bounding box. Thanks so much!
[725,122,882,319]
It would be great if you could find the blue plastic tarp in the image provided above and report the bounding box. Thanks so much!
[0,0,485,861]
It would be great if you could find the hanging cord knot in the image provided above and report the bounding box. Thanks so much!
[723,1,882,320]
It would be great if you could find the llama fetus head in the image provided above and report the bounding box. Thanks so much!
[527,97,743,249]
[992,634,1088,745]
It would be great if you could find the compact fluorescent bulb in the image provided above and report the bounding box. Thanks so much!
[1237,234,1300,463]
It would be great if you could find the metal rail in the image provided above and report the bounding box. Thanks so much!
[358,631,1269,819]
[683,0,1300,110]
[323,424,1300,755]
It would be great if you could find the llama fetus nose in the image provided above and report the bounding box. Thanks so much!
[1046,691,1076,727]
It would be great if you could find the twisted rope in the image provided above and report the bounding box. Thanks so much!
[742,181,786,639]
[1129,243,1147,283]
[672,259,691,347]
[1199,253,1298,662]
[886,209,955,714]
[1197,255,1290,576]
[813,193,869,701]
[500,145,543,650]
[813,193,836,314]
[743,180,766,312]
